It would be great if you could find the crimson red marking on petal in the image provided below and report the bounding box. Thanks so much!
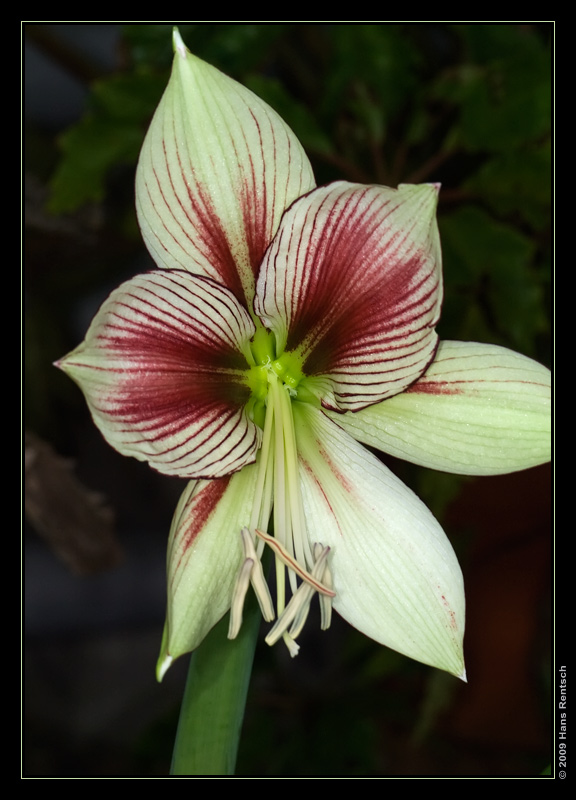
[297,256,439,378]
[405,381,464,395]
[94,274,252,426]
[94,345,251,437]
[239,111,272,280]
[174,478,231,573]
[258,182,441,402]
[182,206,245,305]
[406,375,549,396]
[300,459,342,535]
[152,135,248,306]
[75,270,258,477]
[317,442,355,498]
[440,594,458,630]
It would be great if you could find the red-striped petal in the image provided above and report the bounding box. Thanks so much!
[329,340,552,475]
[136,31,315,309]
[255,182,443,411]
[56,270,259,478]
[158,468,254,677]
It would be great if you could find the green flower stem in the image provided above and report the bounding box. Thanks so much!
[170,594,261,776]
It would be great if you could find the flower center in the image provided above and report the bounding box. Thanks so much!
[228,327,335,656]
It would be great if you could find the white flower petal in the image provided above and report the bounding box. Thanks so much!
[136,30,315,308]
[256,182,442,410]
[329,340,551,475]
[293,402,465,677]
[56,270,259,479]
[158,462,260,677]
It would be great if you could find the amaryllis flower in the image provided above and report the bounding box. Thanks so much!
[56,30,551,681]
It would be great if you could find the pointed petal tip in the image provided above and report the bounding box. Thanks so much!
[172,27,187,59]
[397,180,440,197]
[458,667,468,683]
[293,403,466,675]
[156,652,173,683]
[53,354,75,373]
[137,29,315,302]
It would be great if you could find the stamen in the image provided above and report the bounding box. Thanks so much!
[314,542,333,631]
[265,545,332,649]
[276,380,314,588]
[265,581,314,647]
[283,634,300,658]
[288,545,332,639]
[233,354,337,653]
[228,557,254,640]
[228,528,275,641]
[240,528,275,621]
[287,584,315,639]
[255,529,336,597]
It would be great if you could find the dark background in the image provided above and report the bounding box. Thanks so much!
[24,23,552,777]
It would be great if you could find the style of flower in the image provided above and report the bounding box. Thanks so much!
[56,30,551,681]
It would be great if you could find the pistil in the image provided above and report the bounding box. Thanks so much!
[228,345,336,654]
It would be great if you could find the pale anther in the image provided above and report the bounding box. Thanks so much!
[228,528,275,641]
[314,542,333,631]
[265,545,332,648]
[228,557,254,640]
[240,528,275,621]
